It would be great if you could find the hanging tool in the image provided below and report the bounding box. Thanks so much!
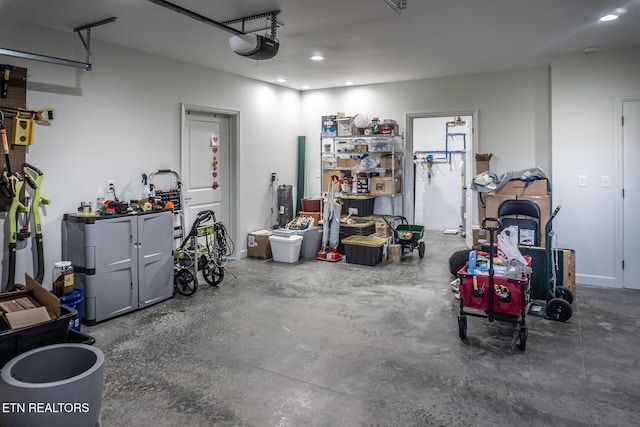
[16,195,31,240]
[1,112,16,197]
[2,170,28,290]
[1,65,14,98]
[22,163,52,283]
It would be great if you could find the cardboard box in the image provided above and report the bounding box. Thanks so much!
[337,157,360,168]
[369,176,402,195]
[375,219,393,237]
[1,275,61,330]
[484,193,551,246]
[247,230,273,259]
[475,153,493,222]
[562,249,576,297]
[322,169,341,191]
[379,155,402,170]
[471,225,488,249]
[388,244,402,262]
[475,153,493,174]
[494,179,548,197]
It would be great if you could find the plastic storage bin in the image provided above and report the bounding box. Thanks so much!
[342,235,387,266]
[0,305,77,368]
[338,219,376,254]
[341,195,375,217]
[274,227,323,259]
[301,198,321,212]
[269,234,303,263]
[58,289,84,332]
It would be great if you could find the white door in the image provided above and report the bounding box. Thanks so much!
[181,108,231,233]
[623,99,640,289]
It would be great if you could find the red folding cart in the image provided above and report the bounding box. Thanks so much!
[457,218,531,351]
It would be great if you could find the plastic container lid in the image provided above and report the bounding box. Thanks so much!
[342,220,376,228]
[268,235,303,243]
[341,235,387,247]
[54,261,72,268]
[341,194,374,200]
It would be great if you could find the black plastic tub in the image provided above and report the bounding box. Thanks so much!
[0,305,76,368]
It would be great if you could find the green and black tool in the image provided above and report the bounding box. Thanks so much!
[23,163,51,283]
[2,170,28,290]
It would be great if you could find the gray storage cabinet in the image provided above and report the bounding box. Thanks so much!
[62,211,174,325]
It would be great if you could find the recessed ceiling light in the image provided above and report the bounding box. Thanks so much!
[599,14,619,22]
[310,55,324,61]
[345,81,355,86]
[276,78,287,83]
[302,85,311,89]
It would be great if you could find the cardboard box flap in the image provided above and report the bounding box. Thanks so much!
[25,274,61,317]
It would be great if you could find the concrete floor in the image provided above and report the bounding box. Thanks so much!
[85,231,640,427]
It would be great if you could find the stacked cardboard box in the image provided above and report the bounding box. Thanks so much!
[247,230,273,259]
[483,178,550,246]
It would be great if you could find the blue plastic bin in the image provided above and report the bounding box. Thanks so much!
[58,289,84,332]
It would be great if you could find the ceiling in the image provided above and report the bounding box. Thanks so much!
[1,0,639,91]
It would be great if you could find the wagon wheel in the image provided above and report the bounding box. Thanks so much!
[458,315,467,339]
[203,261,224,286]
[174,269,198,296]
[518,327,528,351]
[418,241,425,258]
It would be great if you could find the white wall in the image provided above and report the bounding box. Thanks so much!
[551,48,640,288]
[300,68,551,201]
[0,21,301,290]
[300,68,551,224]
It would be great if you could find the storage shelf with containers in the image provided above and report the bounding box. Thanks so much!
[320,114,404,216]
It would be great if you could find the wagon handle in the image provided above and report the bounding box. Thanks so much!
[481,217,502,232]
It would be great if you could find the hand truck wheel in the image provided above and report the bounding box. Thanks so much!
[546,297,572,322]
[174,268,198,296]
[203,261,224,286]
[554,286,574,305]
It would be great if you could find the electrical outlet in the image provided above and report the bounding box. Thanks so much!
[578,175,587,187]
[601,175,611,188]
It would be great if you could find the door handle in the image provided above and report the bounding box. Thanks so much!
[184,197,192,201]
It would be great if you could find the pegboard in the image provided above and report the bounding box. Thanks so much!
[0,66,27,212]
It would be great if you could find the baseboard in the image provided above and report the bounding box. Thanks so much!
[576,273,620,288]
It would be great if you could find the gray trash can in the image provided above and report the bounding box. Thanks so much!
[0,343,104,427]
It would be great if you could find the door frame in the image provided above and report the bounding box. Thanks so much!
[616,96,640,288]
[406,110,479,245]
[180,103,241,260]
